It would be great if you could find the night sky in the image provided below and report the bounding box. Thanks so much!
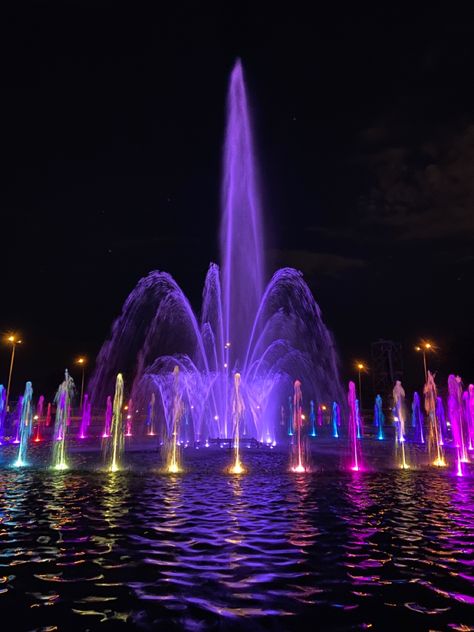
[1,3,473,398]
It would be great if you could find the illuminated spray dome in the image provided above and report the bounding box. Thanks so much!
[89,60,344,442]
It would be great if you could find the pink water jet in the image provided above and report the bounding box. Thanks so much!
[348,382,362,471]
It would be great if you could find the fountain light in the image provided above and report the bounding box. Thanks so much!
[229,460,245,474]
[291,464,306,473]
[53,462,68,471]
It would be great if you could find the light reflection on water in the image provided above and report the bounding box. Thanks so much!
[0,453,472,631]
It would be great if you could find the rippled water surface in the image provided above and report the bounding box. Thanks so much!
[0,450,473,631]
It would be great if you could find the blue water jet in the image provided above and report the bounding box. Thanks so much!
[374,395,385,440]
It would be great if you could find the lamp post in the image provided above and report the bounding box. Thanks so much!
[5,335,22,412]
[356,362,366,412]
[415,342,433,382]
[76,357,87,410]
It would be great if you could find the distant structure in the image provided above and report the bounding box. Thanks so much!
[371,339,403,400]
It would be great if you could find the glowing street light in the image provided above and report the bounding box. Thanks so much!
[415,341,434,381]
[5,334,22,412]
[355,362,367,412]
[76,356,87,409]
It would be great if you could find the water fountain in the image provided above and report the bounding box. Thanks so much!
[374,394,384,441]
[52,370,75,470]
[88,59,344,448]
[309,400,316,437]
[331,401,340,438]
[435,395,446,446]
[229,372,245,474]
[104,373,124,472]
[411,392,424,444]
[13,382,33,467]
[291,380,308,472]
[424,372,446,467]
[287,395,294,436]
[393,380,409,469]
[147,392,156,436]
[317,403,324,429]
[34,395,44,442]
[167,366,183,473]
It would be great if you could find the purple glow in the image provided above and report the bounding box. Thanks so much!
[88,60,344,444]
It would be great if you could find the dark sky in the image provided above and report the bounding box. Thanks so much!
[1,2,473,398]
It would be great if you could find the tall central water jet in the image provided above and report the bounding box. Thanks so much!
[221,60,264,378]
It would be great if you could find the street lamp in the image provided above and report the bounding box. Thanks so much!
[415,342,434,381]
[356,362,366,411]
[5,334,22,412]
[76,357,87,409]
